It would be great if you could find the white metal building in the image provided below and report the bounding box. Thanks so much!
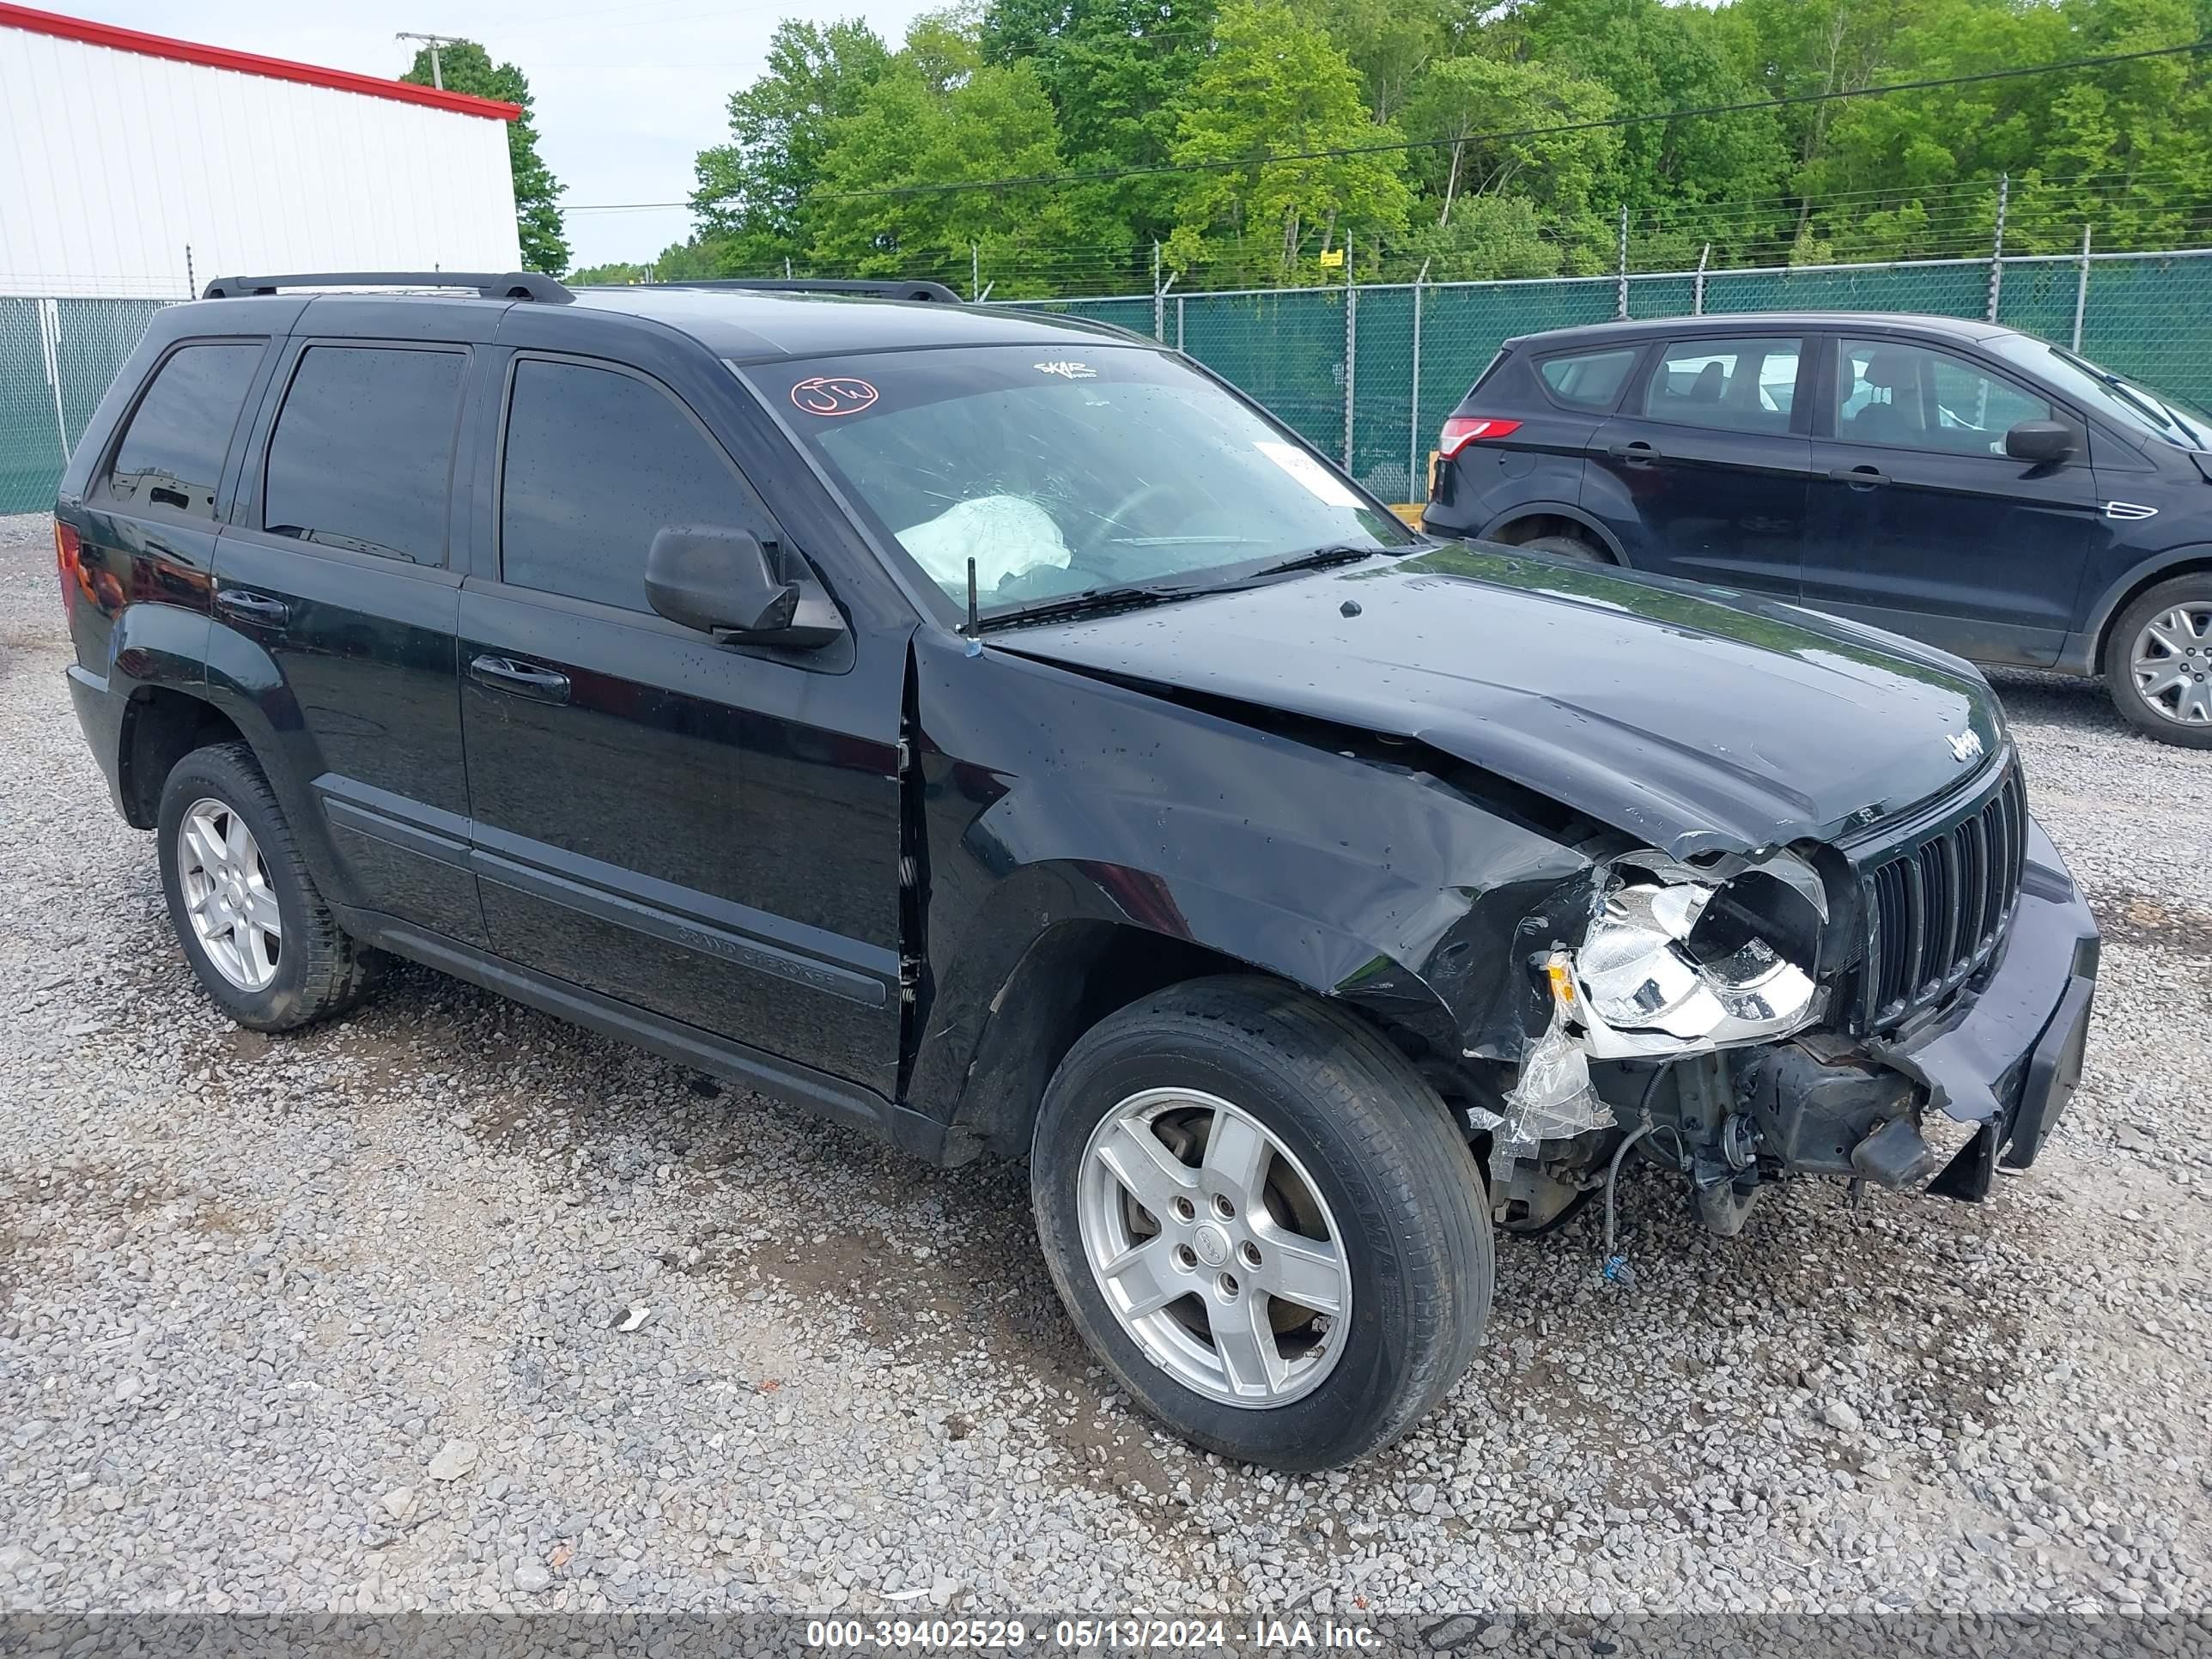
[0,2,524,298]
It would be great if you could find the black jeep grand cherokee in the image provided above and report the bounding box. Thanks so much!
[55,273,2098,1470]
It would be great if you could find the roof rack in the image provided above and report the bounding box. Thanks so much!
[201,271,574,304]
[633,277,963,304]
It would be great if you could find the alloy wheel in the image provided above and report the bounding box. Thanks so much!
[177,798,282,992]
[1076,1087,1350,1407]
[2130,602,2212,726]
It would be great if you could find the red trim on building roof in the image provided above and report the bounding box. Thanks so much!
[0,3,522,120]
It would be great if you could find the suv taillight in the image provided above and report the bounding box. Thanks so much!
[1437,417,1522,459]
[54,520,82,618]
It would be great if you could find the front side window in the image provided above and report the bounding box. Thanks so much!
[500,357,771,611]
[263,345,465,562]
[105,342,264,520]
[1834,338,2052,455]
[746,345,1408,617]
[1537,347,1638,410]
[1643,337,1801,433]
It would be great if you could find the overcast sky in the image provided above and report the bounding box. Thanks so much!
[80,0,948,270]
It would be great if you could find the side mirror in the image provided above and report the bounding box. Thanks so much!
[2005,419,2078,465]
[645,526,797,635]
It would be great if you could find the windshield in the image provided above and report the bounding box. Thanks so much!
[744,345,1410,617]
[1984,334,2212,450]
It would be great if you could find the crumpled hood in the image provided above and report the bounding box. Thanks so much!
[994,544,2007,859]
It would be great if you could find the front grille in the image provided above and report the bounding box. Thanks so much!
[1857,765,2027,1031]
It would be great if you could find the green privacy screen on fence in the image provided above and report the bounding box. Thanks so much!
[1018,247,2212,504]
[3,249,2209,514]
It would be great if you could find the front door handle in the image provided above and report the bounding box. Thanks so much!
[216,587,289,623]
[469,653,571,704]
[1607,441,1658,465]
[1832,465,1887,489]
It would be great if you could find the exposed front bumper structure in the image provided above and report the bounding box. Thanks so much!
[1738,815,2097,1204]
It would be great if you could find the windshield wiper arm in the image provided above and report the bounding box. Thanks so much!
[974,582,1199,634]
[1239,544,1389,580]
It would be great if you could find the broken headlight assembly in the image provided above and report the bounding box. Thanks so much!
[1566,849,1829,1058]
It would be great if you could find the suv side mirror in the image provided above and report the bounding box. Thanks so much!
[644,526,842,647]
[2004,419,2078,465]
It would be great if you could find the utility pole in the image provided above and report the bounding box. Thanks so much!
[395,32,460,89]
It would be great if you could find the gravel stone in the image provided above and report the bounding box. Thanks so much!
[423,1442,478,1483]
[2,513,2209,1619]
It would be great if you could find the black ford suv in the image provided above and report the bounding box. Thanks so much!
[57,273,2097,1470]
[1424,312,2212,745]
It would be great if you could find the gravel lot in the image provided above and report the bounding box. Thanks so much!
[3,507,2209,1622]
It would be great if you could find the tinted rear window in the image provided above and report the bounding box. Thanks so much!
[263,345,465,563]
[105,343,264,519]
[1537,347,1638,409]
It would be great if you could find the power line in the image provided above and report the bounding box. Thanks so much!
[556,35,2209,214]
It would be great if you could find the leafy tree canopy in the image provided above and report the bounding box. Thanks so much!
[399,41,568,275]
[646,0,2212,289]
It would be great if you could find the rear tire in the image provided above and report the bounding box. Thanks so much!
[1030,976,1492,1470]
[2106,575,2212,747]
[156,742,380,1030]
[1522,532,1609,564]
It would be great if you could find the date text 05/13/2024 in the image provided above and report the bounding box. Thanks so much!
[805,1617,1386,1650]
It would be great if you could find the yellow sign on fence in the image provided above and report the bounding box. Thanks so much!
[1318,247,1344,270]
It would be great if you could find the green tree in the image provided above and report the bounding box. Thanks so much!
[1164,0,1413,283]
[399,41,568,274]
[1497,0,1790,250]
[981,0,1218,254]
[568,260,653,285]
[1403,53,1616,230]
[689,19,892,275]
[1391,194,1591,280]
[805,13,1077,295]
[1292,0,1455,125]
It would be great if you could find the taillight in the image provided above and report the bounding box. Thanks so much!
[54,520,82,618]
[1437,416,1522,459]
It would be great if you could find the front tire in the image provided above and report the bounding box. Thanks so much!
[1030,977,1492,1469]
[156,741,379,1030]
[2106,574,2212,747]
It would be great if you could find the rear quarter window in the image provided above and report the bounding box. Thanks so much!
[102,342,264,520]
[1536,347,1639,410]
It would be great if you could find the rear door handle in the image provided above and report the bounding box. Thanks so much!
[216,587,289,623]
[469,653,571,704]
[1832,465,1887,489]
[1607,441,1658,465]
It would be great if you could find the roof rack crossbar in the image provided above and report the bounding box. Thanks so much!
[202,271,574,304]
[625,277,963,304]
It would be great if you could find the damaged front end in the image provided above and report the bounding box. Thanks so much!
[1483,763,2100,1239]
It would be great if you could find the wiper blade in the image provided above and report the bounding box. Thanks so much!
[1242,544,1387,580]
[974,583,1197,633]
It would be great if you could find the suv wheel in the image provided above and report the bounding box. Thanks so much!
[2106,574,2212,747]
[1030,976,1492,1469]
[156,742,380,1030]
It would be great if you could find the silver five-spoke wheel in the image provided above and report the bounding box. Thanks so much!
[177,797,282,992]
[2131,601,2212,726]
[1076,1087,1349,1407]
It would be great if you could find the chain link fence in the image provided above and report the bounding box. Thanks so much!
[1018,247,2212,504]
[2,296,172,514]
[3,246,2208,514]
